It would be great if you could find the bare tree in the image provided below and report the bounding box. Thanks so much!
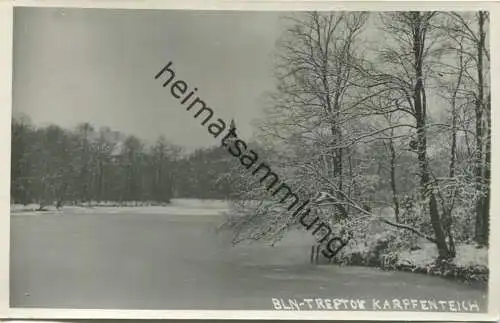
[220,11,488,264]
[373,12,455,259]
[267,12,369,218]
[75,122,95,205]
[444,12,490,245]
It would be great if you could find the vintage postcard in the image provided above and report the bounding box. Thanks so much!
[0,0,498,321]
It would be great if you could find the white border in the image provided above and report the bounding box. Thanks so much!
[1,1,499,321]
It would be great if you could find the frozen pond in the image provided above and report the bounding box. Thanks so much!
[10,207,487,311]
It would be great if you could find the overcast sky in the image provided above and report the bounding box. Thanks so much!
[13,8,288,149]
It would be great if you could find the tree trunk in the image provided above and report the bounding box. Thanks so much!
[322,42,347,219]
[474,11,486,245]
[482,93,491,245]
[441,38,463,259]
[388,135,400,222]
[331,128,347,218]
[97,158,104,203]
[411,11,452,259]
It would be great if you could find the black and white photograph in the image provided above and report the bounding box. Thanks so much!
[2,1,499,320]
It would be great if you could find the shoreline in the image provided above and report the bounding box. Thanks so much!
[333,257,489,289]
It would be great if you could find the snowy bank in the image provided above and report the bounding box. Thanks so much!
[10,199,231,216]
[337,239,488,285]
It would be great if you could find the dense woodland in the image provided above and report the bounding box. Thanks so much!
[219,11,491,262]
[11,116,236,207]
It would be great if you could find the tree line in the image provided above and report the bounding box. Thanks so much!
[11,115,236,208]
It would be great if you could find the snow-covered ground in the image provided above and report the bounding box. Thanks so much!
[10,199,231,216]
[397,242,488,268]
